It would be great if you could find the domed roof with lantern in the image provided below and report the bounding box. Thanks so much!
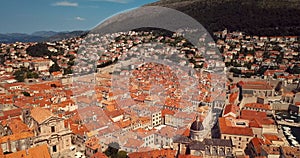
[190,115,204,131]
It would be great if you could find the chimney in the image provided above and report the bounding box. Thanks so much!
[7,138,11,153]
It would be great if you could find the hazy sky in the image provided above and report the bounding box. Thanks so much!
[0,0,157,34]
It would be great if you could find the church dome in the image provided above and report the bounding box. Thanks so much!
[190,115,204,131]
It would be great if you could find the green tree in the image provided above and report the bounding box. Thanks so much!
[26,43,52,57]
[244,62,252,70]
[49,63,61,73]
[256,66,268,75]
[229,68,241,74]
[22,91,30,97]
[67,60,74,66]
[117,151,127,158]
[263,51,270,58]
[63,67,73,75]
[27,71,39,79]
[292,65,300,74]
[104,142,120,158]
[13,70,25,82]
[225,62,231,67]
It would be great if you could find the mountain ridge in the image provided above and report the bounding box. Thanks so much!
[148,0,300,36]
[2,0,300,43]
[0,30,87,43]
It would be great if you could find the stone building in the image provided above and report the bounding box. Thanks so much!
[173,116,233,157]
[30,58,54,72]
[218,117,254,155]
[24,107,72,157]
[241,81,274,97]
[0,118,34,154]
[85,137,101,157]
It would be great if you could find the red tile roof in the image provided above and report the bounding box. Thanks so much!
[229,92,238,104]
[223,104,240,117]
[250,137,267,155]
[0,118,31,134]
[263,134,282,143]
[4,144,51,158]
[0,131,34,143]
[244,103,271,111]
[219,117,253,136]
[128,149,176,158]
[240,110,274,126]
[156,126,177,138]
[0,108,22,121]
[241,110,267,119]
[30,107,53,124]
[178,155,202,158]
[242,81,273,90]
[123,138,144,149]
[85,137,101,150]
[91,152,108,158]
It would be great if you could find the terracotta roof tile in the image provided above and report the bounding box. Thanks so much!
[0,131,34,143]
[223,104,240,117]
[4,144,51,158]
[0,109,22,121]
[219,117,253,136]
[30,107,53,124]
[240,110,274,126]
[244,103,271,111]
[91,152,108,158]
[123,138,144,149]
[128,149,176,158]
[250,137,267,155]
[178,155,202,158]
[85,137,101,150]
[229,92,238,104]
[1,118,31,134]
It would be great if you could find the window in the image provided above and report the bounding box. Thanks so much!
[51,126,55,133]
[239,137,241,141]
[66,139,69,146]
[236,122,246,126]
[52,145,57,152]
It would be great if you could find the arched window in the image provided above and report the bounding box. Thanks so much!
[205,146,210,155]
[194,150,202,156]
[226,148,232,156]
[212,146,217,155]
[219,147,225,156]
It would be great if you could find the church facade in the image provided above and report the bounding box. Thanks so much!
[173,116,233,157]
